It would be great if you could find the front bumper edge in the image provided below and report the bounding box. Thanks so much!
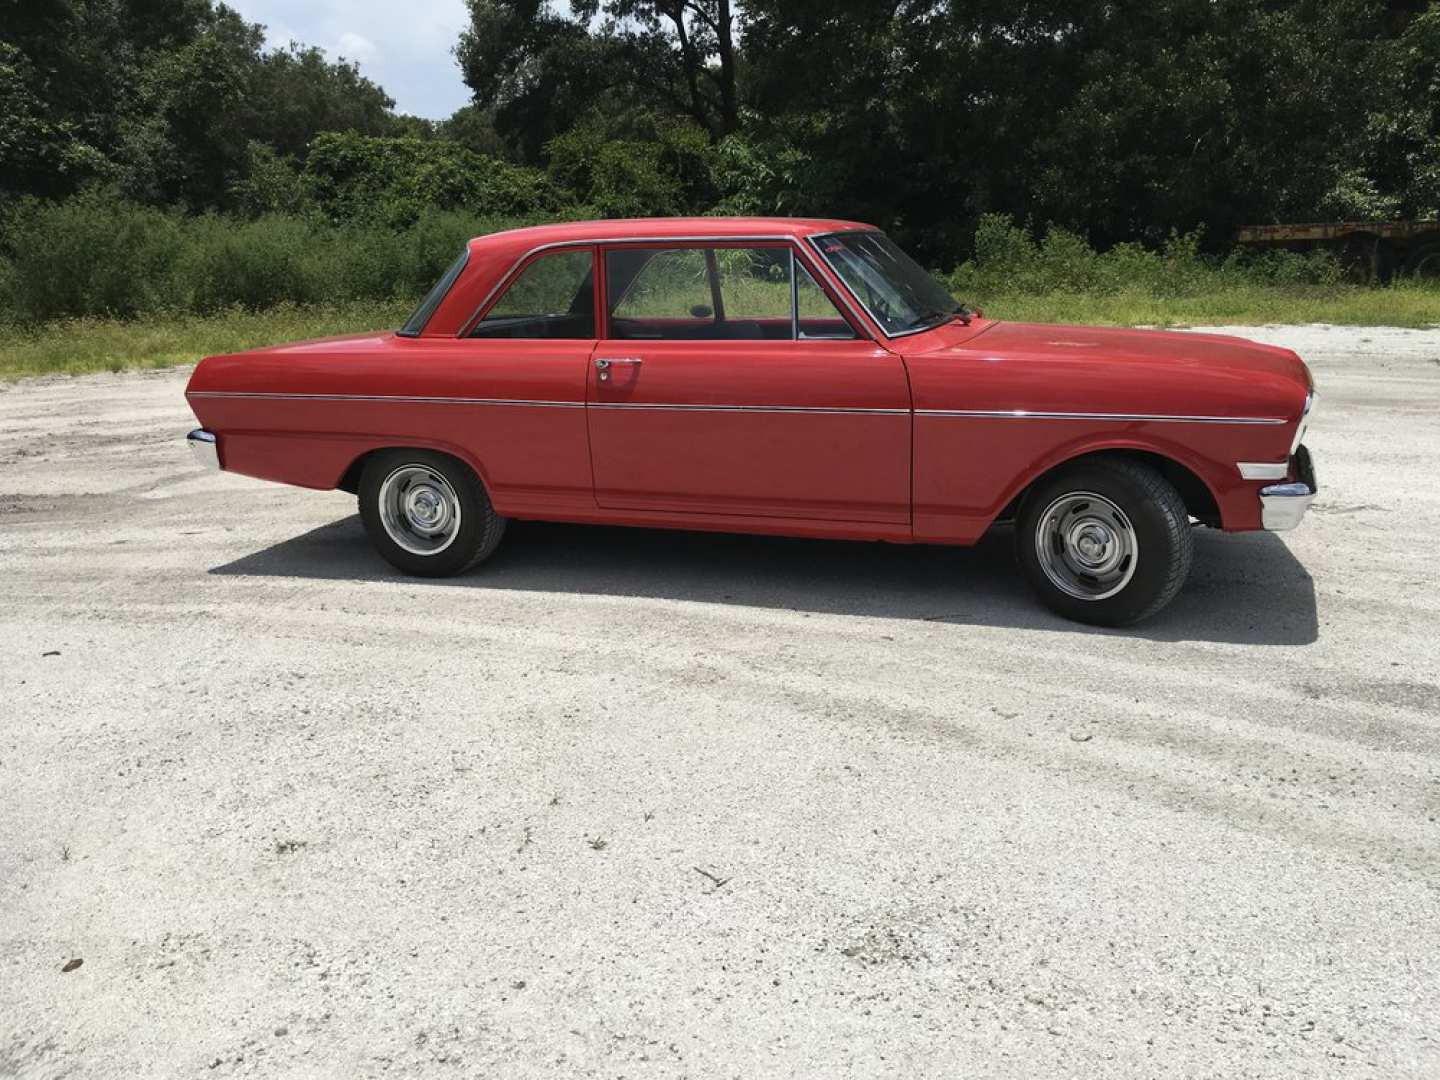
[1259,444,1316,531]
[187,429,220,471]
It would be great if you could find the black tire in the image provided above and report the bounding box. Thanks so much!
[1016,458,1193,627]
[357,449,506,577]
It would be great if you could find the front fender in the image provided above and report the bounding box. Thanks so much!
[912,419,1251,544]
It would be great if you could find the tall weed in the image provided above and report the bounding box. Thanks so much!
[0,195,538,322]
[949,213,1347,299]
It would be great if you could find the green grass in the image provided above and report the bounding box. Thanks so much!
[969,282,1440,328]
[1,284,1436,382]
[0,301,412,381]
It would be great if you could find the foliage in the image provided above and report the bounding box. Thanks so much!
[2,192,187,320]
[949,214,1346,302]
[438,105,508,158]
[4,0,1440,343]
[0,194,534,322]
[0,0,406,209]
[303,133,560,227]
[244,44,397,160]
[227,143,314,218]
[546,117,717,217]
[456,1,738,163]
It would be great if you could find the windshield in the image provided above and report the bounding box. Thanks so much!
[811,231,963,336]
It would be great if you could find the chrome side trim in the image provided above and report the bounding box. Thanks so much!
[185,390,903,414]
[588,403,909,415]
[186,391,584,408]
[187,428,219,470]
[1237,461,1290,480]
[186,391,1284,424]
[915,409,1287,425]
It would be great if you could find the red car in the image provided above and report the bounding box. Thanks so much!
[185,217,1317,626]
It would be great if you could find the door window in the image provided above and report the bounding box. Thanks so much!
[471,249,595,339]
[605,246,855,341]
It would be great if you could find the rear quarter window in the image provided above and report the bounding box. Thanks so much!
[398,248,469,337]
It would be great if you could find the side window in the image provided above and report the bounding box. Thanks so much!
[712,247,792,324]
[609,249,712,326]
[606,246,857,342]
[796,261,857,340]
[471,249,595,339]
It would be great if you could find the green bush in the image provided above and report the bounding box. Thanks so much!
[304,132,560,227]
[227,143,314,218]
[546,118,717,218]
[0,192,539,322]
[3,191,187,319]
[0,253,16,321]
[178,214,333,312]
[949,213,1346,300]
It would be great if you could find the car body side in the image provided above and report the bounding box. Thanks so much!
[185,217,1314,546]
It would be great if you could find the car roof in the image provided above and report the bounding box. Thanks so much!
[467,216,875,257]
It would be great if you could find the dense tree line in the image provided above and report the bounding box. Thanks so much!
[2,0,1438,272]
[458,0,1440,260]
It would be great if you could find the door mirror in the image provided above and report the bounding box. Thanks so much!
[689,304,713,319]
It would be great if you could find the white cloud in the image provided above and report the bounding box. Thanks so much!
[336,31,379,64]
[229,0,473,119]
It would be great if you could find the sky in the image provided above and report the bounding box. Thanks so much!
[226,0,475,120]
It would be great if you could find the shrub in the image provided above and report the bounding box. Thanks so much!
[947,213,1345,299]
[227,142,314,218]
[304,132,559,227]
[0,190,540,322]
[178,214,334,312]
[2,191,187,320]
[546,118,717,217]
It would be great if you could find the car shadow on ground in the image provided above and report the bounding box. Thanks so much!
[211,516,1319,646]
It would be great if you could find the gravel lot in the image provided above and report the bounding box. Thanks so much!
[2,324,1438,1078]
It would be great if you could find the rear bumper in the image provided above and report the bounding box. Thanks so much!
[1259,444,1316,531]
[187,429,219,471]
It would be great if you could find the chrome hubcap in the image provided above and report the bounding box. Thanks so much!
[378,465,461,556]
[1035,491,1138,601]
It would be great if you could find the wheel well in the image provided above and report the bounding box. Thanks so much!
[336,447,477,495]
[999,449,1221,527]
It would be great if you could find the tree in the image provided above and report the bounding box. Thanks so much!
[0,0,408,209]
[455,0,738,162]
[245,43,397,160]
[609,0,738,138]
[736,0,1413,258]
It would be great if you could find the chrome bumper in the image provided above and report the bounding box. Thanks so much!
[187,429,219,471]
[1259,444,1316,531]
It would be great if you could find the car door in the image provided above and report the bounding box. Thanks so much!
[586,241,911,523]
[440,244,598,516]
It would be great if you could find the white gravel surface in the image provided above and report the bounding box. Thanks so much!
[2,324,1438,1078]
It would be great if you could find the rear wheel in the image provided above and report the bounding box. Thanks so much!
[1016,459,1193,626]
[358,449,506,577]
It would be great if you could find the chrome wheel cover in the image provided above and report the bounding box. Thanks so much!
[377,465,462,556]
[1035,491,1138,601]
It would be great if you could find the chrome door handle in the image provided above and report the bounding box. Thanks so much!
[595,357,642,382]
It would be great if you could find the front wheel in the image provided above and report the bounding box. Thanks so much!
[1016,459,1193,626]
[358,449,506,577]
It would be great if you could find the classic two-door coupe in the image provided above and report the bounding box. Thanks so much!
[185,217,1317,626]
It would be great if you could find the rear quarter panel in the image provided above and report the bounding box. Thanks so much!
[185,335,595,515]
